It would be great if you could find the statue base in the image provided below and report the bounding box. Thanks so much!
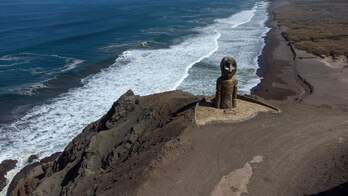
[195,98,278,126]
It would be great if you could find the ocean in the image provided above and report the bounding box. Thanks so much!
[0,0,269,194]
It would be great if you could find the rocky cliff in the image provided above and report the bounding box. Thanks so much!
[7,90,198,196]
[0,160,17,192]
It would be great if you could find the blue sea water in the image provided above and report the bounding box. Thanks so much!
[0,0,269,194]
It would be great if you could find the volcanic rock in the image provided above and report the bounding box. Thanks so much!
[7,90,198,196]
[0,159,17,192]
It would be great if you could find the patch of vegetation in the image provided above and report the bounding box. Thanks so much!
[274,0,348,57]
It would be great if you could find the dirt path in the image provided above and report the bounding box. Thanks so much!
[137,103,348,196]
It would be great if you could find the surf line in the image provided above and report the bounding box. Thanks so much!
[172,31,221,90]
[172,2,263,90]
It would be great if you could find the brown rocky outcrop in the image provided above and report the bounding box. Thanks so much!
[7,90,198,196]
[27,155,39,163]
[0,159,17,192]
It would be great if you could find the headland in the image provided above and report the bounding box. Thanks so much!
[2,0,348,195]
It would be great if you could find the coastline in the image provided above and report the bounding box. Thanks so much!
[252,0,305,101]
[254,0,348,109]
[0,56,118,124]
[0,3,269,193]
[3,0,348,195]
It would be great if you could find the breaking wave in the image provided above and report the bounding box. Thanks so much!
[0,1,269,195]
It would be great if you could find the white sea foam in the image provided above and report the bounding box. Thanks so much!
[0,53,84,95]
[0,54,30,67]
[61,58,84,72]
[0,2,269,195]
[179,1,270,94]
[100,43,134,52]
[0,55,23,61]
[0,53,83,72]
[17,82,49,96]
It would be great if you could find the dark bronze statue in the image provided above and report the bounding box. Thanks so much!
[214,57,238,109]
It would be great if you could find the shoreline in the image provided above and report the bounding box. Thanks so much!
[254,0,348,109]
[0,3,296,194]
[0,56,118,125]
[3,0,348,195]
[251,0,304,101]
[0,3,271,194]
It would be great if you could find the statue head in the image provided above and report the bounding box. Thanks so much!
[220,56,237,79]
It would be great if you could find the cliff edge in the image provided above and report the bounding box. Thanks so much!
[7,90,198,196]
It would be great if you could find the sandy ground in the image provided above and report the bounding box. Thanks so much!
[295,49,348,110]
[195,99,276,126]
[137,103,348,196]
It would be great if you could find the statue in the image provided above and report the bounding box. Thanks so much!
[214,57,238,109]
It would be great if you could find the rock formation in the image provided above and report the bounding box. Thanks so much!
[0,159,17,192]
[27,155,38,163]
[7,90,198,196]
